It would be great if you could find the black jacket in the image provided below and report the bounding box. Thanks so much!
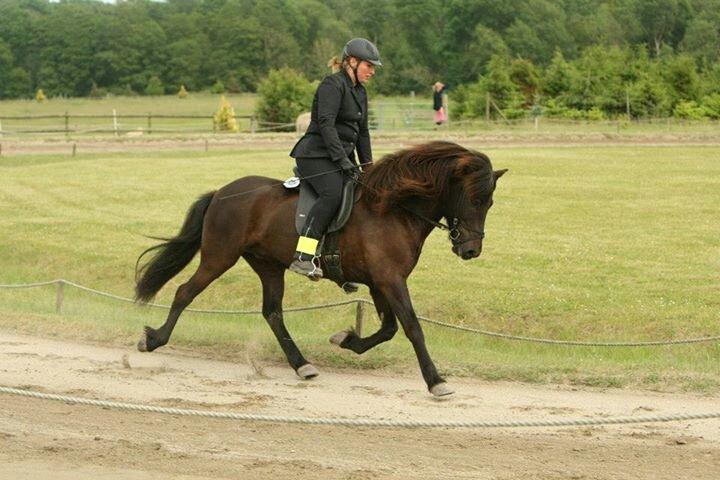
[290,70,372,165]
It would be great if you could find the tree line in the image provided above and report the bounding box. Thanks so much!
[0,0,719,119]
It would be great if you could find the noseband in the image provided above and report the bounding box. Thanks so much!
[448,216,485,247]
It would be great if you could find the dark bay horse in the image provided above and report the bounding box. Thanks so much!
[135,141,506,396]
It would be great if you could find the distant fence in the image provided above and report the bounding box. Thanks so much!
[1,105,719,138]
[0,112,295,136]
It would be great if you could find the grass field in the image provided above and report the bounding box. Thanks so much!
[1,143,719,391]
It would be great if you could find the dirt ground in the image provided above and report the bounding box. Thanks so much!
[1,331,719,479]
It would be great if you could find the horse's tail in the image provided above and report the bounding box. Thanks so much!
[134,191,216,303]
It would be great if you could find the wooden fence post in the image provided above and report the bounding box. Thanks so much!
[485,93,491,121]
[55,281,64,313]
[147,114,152,134]
[64,111,69,137]
[355,301,365,337]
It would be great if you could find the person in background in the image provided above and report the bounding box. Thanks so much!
[288,38,381,279]
[433,81,447,125]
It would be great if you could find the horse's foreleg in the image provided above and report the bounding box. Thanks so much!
[244,254,318,379]
[330,287,398,354]
[138,259,230,352]
[378,280,452,396]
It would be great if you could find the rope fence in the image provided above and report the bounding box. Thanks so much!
[2,279,719,347]
[1,386,718,429]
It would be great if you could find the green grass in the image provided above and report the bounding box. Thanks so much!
[1,145,720,392]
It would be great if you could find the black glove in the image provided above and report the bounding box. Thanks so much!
[337,157,359,175]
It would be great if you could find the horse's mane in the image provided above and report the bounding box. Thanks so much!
[361,141,494,214]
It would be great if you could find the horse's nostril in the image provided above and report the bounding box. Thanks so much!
[462,250,477,260]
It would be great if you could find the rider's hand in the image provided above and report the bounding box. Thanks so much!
[337,157,359,175]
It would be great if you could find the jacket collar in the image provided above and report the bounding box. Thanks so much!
[341,69,364,113]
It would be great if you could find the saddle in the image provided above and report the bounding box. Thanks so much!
[284,169,361,292]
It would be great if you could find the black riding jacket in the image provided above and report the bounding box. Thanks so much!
[290,70,372,165]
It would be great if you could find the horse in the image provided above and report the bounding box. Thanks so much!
[134,141,506,396]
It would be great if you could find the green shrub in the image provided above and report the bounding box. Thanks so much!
[700,93,720,119]
[145,76,164,96]
[89,81,107,99]
[210,80,226,94]
[586,107,606,121]
[673,100,709,119]
[255,68,315,127]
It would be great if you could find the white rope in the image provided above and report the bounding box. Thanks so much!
[2,280,720,347]
[1,386,718,429]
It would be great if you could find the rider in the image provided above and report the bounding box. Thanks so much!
[288,38,381,278]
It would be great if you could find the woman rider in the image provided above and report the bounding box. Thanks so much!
[288,38,381,278]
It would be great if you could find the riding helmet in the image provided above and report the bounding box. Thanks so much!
[342,38,382,66]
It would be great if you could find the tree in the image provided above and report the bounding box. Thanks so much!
[542,49,574,99]
[633,0,691,56]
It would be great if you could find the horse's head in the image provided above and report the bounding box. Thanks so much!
[447,155,507,260]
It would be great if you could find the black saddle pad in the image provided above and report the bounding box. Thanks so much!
[293,168,358,235]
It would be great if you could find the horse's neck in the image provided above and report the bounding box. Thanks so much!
[399,197,444,242]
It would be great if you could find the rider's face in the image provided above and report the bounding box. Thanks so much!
[350,58,375,84]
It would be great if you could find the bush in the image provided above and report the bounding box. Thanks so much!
[673,101,709,119]
[701,93,720,119]
[145,76,164,96]
[89,81,107,99]
[213,95,239,132]
[210,80,226,94]
[255,68,315,127]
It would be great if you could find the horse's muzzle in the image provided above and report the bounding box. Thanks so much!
[453,245,482,260]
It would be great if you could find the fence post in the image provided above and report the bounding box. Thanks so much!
[64,111,69,137]
[443,93,450,128]
[113,109,118,136]
[355,301,365,337]
[147,114,152,134]
[72,143,76,156]
[250,116,256,134]
[485,93,491,121]
[55,280,64,313]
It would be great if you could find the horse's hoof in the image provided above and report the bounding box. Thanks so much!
[430,382,455,397]
[137,330,148,352]
[341,282,360,294]
[297,364,319,379]
[329,330,351,346]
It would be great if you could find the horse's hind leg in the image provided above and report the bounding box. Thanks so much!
[330,287,398,354]
[138,256,234,352]
[244,254,318,379]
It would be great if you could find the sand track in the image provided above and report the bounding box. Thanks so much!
[1,331,719,479]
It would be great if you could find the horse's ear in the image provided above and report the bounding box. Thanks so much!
[494,169,508,180]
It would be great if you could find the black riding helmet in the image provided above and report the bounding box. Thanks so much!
[342,38,382,67]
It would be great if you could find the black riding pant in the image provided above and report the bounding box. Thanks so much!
[296,157,344,241]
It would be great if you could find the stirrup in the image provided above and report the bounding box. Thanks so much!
[289,258,323,280]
